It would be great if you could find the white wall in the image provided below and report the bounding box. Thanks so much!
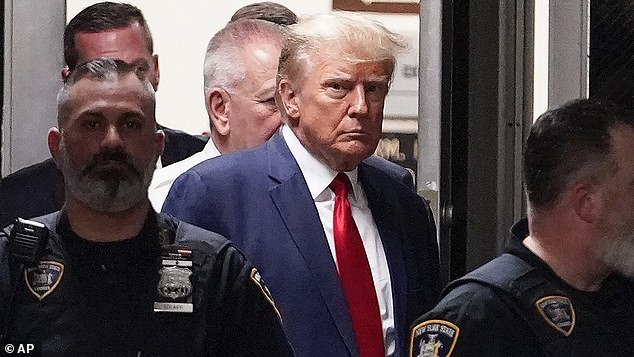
[2,0,65,175]
[67,1,419,134]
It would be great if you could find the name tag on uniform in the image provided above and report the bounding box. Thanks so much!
[154,246,194,313]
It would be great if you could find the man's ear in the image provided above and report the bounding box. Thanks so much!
[207,88,231,136]
[278,79,300,123]
[61,67,70,81]
[155,127,166,157]
[571,182,600,224]
[151,54,160,91]
[48,127,62,168]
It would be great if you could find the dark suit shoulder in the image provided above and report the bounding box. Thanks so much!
[159,125,208,167]
[0,159,64,228]
[362,155,415,189]
[0,158,59,186]
[188,143,268,180]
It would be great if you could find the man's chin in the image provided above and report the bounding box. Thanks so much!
[77,188,145,213]
[87,165,136,178]
[70,175,145,211]
[337,144,375,161]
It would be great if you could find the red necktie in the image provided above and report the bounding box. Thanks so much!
[330,173,385,357]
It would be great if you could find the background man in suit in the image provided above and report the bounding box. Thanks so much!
[61,1,207,167]
[163,12,441,357]
[148,18,286,209]
[0,2,206,227]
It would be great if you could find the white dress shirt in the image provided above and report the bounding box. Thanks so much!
[282,125,396,356]
[148,139,221,211]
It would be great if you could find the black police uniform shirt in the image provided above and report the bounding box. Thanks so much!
[409,218,634,357]
[0,210,293,357]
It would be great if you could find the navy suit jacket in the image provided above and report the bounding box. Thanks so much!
[0,126,207,228]
[163,133,441,357]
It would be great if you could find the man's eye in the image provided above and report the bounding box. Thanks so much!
[366,83,388,99]
[330,83,343,90]
[125,121,141,129]
[85,120,100,129]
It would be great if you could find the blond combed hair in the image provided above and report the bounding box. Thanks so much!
[277,11,407,85]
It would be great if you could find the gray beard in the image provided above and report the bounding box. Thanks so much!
[61,148,156,213]
[596,225,634,278]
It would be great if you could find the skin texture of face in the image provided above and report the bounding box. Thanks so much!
[279,54,391,172]
[48,73,164,213]
[68,23,160,90]
[594,126,634,277]
[208,40,282,153]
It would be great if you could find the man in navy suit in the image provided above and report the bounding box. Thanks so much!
[163,12,440,357]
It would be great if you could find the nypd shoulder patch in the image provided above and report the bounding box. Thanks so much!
[535,295,575,336]
[24,261,64,301]
[410,319,460,357]
[249,268,281,320]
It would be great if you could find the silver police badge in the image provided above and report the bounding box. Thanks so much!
[535,295,576,336]
[157,266,193,300]
[24,261,64,301]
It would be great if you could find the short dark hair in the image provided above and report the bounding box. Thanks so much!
[230,2,298,26]
[65,58,148,85]
[524,98,634,208]
[64,2,154,70]
[58,58,156,126]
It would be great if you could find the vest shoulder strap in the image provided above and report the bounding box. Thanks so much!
[443,253,536,299]
[445,253,576,351]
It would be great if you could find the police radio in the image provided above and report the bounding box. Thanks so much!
[9,218,49,264]
[1,218,49,343]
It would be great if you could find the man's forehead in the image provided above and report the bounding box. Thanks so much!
[610,125,634,155]
[314,58,391,80]
[75,24,151,63]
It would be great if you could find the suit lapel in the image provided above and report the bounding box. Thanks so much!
[266,133,359,357]
[359,162,408,354]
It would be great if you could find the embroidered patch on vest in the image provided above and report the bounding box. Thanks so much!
[409,319,460,357]
[535,295,575,336]
[24,261,64,301]
[250,268,281,320]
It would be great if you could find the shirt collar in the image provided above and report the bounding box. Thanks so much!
[282,125,360,201]
[202,138,221,157]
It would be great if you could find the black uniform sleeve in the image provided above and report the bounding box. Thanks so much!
[409,283,539,357]
[206,244,294,356]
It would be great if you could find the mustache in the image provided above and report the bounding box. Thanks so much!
[82,149,141,176]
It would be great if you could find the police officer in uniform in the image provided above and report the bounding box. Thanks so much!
[409,99,634,357]
[0,58,293,356]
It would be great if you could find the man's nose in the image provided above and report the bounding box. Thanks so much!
[101,125,124,148]
[348,84,369,116]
